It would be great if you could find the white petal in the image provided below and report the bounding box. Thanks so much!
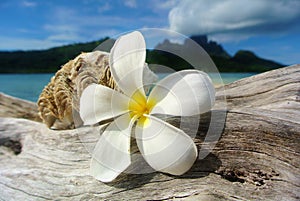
[109,31,146,97]
[80,84,130,125]
[143,63,158,95]
[90,113,134,182]
[149,70,215,116]
[135,115,197,175]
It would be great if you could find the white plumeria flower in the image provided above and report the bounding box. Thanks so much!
[80,31,215,182]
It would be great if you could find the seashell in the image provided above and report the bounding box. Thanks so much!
[37,51,117,129]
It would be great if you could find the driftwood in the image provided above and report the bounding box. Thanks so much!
[0,93,41,122]
[0,65,299,200]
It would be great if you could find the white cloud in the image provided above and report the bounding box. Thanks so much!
[98,2,111,13]
[153,0,179,10]
[208,33,253,43]
[90,29,119,39]
[41,9,135,46]
[43,24,78,33]
[0,36,64,50]
[47,33,81,42]
[50,6,77,23]
[22,1,37,7]
[43,24,82,43]
[124,0,137,8]
[169,0,300,40]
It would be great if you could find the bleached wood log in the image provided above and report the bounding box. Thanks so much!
[0,93,41,122]
[0,65,299,200]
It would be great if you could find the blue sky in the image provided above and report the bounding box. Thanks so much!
[0,0,299,65]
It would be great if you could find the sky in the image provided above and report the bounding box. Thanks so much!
[0,0,299,65]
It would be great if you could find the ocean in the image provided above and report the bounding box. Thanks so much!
[0,72,256,102]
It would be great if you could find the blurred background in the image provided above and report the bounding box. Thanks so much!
[0,0,299,101]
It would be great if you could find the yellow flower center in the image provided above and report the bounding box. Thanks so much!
[129,90,156,127]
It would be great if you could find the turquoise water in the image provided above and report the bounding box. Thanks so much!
[0,74,54,102]
[0,72,256,102]
[209,72,256,86]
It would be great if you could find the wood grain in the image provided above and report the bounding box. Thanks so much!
[0,65,299,200]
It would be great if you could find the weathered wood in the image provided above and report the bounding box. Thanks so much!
[0,93,41,122]
[0,65,299,200]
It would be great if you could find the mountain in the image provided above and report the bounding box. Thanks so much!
[148,35,284,72]
[0,35,284,73]
[190,35,230,58]
[232,50,283,71]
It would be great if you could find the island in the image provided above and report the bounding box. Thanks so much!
[0,35,284,73]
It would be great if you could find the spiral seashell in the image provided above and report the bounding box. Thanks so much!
[37,51,116,129]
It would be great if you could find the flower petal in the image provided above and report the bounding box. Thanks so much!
[143,63,158,95]
[149,70,215,116]
[109,31,146,97]
[90,113,134,182]
[135,115,197,175]
[80,84,130,125]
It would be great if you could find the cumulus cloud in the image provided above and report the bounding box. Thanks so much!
[169,0,300,40]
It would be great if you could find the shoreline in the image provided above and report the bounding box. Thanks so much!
[0,72,256,102]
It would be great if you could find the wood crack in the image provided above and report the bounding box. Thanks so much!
[225,81,300,100]
[0,181,52,200]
